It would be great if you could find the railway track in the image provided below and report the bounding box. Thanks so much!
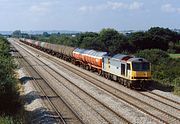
[147,90,180,105]
[12,38,131,123]
[16,40,180,124]
[42,55,180,124]
[34,55,131,124]
[12,45,83,124]
[140,90,180,110]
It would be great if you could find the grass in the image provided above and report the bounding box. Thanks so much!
[169,54,180,58]
[174,87,180,96]
[0,116,22,124]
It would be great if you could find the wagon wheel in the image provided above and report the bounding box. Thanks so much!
[86,65,90,70]
[98,69,102,76]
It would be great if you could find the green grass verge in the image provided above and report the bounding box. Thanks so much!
[0,116,22,124]
[169,54,180,58]
[174,87,180,96]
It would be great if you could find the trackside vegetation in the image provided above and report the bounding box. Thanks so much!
[0,37,22,123]
[135,49,180,95]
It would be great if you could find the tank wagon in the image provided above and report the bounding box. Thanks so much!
[19,38,151,89]
[73,48,107,74]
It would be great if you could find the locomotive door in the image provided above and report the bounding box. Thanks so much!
[126,63,131,78]
[121,64,125,76]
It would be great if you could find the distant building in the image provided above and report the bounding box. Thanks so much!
[72,35,76,37]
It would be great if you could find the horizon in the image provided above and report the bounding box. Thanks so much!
[1,27,180,35]
[0,27,180,33]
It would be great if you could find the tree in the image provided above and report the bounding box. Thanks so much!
[128,32,148,50]
[80,36,103,50]
[77,32,98,47]
[12,30,21,38]
[43,32,50,37]
[148,27,179,43]
[21,33,30,38]
[128,27,177,51]
[99,28,130,53]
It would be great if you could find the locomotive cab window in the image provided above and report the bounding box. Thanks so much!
[127,63,130,70]
[132,62,150,71]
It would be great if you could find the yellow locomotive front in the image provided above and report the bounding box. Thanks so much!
[128,58,151,88]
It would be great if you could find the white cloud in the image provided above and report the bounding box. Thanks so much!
[29,2,52,14]
[161,4,176,13]
[107,2,127,10]
[79,1,143,12]
[79,6,94,12]
[161,4,180,13]
[129,2,143,10]
[79,4,107,12]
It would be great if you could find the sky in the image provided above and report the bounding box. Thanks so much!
[0,0,180,31]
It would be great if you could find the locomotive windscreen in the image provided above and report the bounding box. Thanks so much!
[132,62,150,71]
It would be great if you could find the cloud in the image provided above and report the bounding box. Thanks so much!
[107,2,127,10]
[79,4,107,12]
[107,1,143,10]
[79,6,94,12]
[129,2,144,10]
[161,4,180,13]
[79,1,143,12]
[29,2,52,14]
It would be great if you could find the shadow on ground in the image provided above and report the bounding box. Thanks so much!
[19,76,43,84]
[25,107,58,124]
[146,80,174,92]
[22,91,58,124]
[19,76,34,84]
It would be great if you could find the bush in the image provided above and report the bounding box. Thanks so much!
[136,49,180,89]
[135,49,169,63]
[173,77,180,87]
[0,116,22,124]
[0,37,20,115]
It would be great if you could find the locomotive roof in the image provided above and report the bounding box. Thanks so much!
[113,54,128,59]
[109,54,134,61]
[128,58,149,62]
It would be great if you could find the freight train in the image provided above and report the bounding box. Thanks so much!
[19,38,151,89]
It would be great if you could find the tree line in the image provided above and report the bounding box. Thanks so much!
[13,27,180,54]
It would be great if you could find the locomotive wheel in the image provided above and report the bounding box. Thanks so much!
[120,79,124,85]
[127,81,131,88]
[105,73,109,79]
